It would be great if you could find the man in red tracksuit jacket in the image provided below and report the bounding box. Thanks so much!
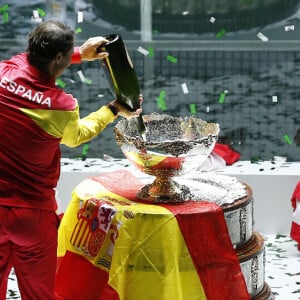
[0,20,142,300]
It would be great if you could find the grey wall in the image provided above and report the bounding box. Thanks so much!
[1,0,300,161]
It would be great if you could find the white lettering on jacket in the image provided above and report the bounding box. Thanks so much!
[0,76,52,107]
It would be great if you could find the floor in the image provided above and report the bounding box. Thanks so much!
[5,234,300,299]
[263,234,300,300]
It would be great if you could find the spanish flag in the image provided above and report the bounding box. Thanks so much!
[55,170,249,300]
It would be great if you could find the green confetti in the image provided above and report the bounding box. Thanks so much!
[75,27,82,33]
[148,46,154,57]
[275,234,287,239]
[157,97,167,111]
[0,4,9,14]
[218,91,226,104]
[250,156,261,163]
[216,28,226,38]
[158,90,166,99]
[166,55,177,63]
[84,78,92,85]
[81,143,89,160]
[37,8,46,17]
[156,90,167,111]
[2,11,8,23]
[55,78,66,88]
[283,134,292,145]
[189,103,197,115]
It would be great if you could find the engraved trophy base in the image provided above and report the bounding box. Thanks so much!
[137,176,192,203]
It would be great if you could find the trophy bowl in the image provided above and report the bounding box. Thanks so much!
[114,113,219,203]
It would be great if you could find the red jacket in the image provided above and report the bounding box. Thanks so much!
[0,49,115,210]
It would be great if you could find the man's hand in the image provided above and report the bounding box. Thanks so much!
[109,95,143,119]
[79,37,109,61]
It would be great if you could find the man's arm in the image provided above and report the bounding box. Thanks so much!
[61,104,115,147]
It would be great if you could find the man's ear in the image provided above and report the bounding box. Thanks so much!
[55,51,63,64]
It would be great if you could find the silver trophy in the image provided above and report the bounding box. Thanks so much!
[114,113,219,203]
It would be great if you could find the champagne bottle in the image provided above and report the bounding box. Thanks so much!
[98,34,146,134]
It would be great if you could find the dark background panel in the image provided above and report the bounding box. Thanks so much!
[1,0,300,161]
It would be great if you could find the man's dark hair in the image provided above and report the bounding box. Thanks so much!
[27,20,75,69]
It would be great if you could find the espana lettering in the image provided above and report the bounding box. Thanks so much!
[0,76,52,107]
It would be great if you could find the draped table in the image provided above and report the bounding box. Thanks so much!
[55,170,249,300]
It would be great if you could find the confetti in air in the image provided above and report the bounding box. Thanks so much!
[218,91,226,104]
[2,11,8,23]
[156,90,167,111]
[166,55,178,63]
[0,4,9,14]
[181,83,189,94]
[216,29,226,38]
[137,46,149,56]
[75,27,82,34]
[0,4,9,23]
[32,10,39,18]
[209,17,216,23]
[36,8,46,17]
[84,78,92,85]
[77,11,83,23]
[32,10,42,23]
[272,95,278,103]
[77,70,85,82]
[157,98,167,111]
[283,134,292,145]
[189,103,197,115]
[148,46,154,57]
[81,143,90,160]
[77,70,92,85]
[285,25,295,31]
[55,78,66,88]
[257,32,268,42]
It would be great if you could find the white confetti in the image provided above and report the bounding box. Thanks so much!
[257,32,269,42]
[206,106,210,113]
[33,10,39,19]
[77,70,85,82]
[272,95,278,103]
[209,17,216,23]
[31,10,42,23]
[285,25,295,31]
[137,46,149,56]
[181,83,189,94]
[77,11,83,23]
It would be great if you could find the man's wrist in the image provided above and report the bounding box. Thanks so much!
[71,47,82,64]
[107,103,118,116]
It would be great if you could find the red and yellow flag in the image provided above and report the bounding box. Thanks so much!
[55,170,249,300]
